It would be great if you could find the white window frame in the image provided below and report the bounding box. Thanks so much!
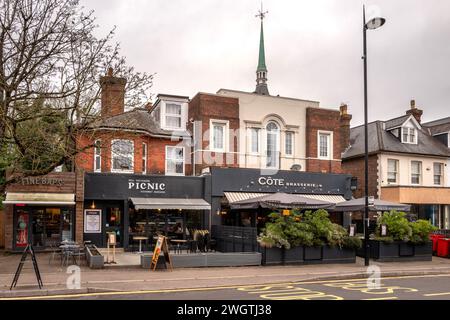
[161,101,186,131]
[285,131,294,157]
[165,146,185,176]
[401,127,418,144]
[111,139,134,173]
[209,119,229,152]
[142,142,147,175]
[249,127,261,154]
[318,131,333,160]
[265,121,280,169]
[433,162,444,186]
[387,159,399,184]
[411,160,422,185]
[94,140,101,173]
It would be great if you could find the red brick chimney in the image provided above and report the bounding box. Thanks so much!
[339,104,352,154]
[100,68,127,118]
[406,99,423,124]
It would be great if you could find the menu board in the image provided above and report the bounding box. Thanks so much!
[84,209,102,233]
[151,236,173,271]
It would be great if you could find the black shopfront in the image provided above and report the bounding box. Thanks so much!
[83,173,211,249]
[207,168,353,252]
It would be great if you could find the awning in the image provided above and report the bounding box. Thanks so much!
[224,192,346,204]
[230,193,335,210]
[3,192,75,205]
[130,198,211,210]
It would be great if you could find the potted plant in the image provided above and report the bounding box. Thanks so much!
[258,209,361,265]
[365,211,436,262]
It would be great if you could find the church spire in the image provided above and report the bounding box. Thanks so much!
[255,3,269,95]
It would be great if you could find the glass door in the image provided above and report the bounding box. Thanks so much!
[15,208,30,249]
[105,207,123,246]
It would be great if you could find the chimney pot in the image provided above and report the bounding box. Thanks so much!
[411,99,416,109]
[107,67,114,77]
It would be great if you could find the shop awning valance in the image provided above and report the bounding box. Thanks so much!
[3,192,75,205]
[229,193,335,210]
[224,192,346,205]
[130,198,211,210]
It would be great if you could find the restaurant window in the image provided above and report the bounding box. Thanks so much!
[387,159,399,184]
[142,143,147,174]
[285,131,294,157]
[166,146,185,176]
[411,161,422,185]
[210,120,228,152]
[250,128,260,154]
[94,140,101,172]
[266,121,280,168]
[434,162,444,185]
[318,131,332,160]
[111,139,134,173]
[163,103,183,129]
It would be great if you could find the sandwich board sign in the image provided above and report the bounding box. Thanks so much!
[151,235,173,271]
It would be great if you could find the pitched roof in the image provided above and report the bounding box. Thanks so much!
[343,119,450,159]
[384,115,410,130]
[423,117,450,135]
[89,108,190,138]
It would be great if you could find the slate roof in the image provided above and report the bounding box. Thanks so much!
[423,117,450,135]
[384,115,410,130]
[343,119,450,159]
[89,108,191,138]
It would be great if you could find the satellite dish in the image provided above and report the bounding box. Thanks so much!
[290,164,302,171]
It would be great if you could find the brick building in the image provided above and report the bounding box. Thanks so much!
[342,101,450,229]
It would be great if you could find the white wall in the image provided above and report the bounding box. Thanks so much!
[217,89,320,171]
[379,153,449,187]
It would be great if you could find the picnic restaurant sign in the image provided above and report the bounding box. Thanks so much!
[128,179,166,194]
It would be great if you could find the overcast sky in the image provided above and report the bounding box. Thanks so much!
[80,0,450,126]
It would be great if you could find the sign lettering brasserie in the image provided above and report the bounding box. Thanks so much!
[257,177,323,189]
[128,179,166,194]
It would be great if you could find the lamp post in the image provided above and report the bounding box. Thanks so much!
[363,5,385,267]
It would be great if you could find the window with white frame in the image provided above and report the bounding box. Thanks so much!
[318,132,332,159]
[111,140,134,172]
[94,140,101,172]
[387,159,399,184]
[142,143,147,174]
[164,103,182,129]
[411,161,422,185]
[434,162,444,185]
[402,127,417,144]
[266,122,280,168]
[166,146,185,176]
[285,131,294,157]
[250,128,260,154]
[210,121,228,152]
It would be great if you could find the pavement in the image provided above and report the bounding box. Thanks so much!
[1,250,450,299]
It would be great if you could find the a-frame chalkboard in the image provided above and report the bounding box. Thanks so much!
[150,236,173,271]
[10,244,43,290]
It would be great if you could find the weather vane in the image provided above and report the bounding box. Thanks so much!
[255,2,268,20]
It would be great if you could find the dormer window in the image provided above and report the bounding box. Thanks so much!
[164,103,182,129]
[157,97,188,131]
[402,127,417,144]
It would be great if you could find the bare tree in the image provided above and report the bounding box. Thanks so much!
[0,0,154,193]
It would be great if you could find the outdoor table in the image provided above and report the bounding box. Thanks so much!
[59,244,81,266]
[133,236,148,254]
[171,239,188,254]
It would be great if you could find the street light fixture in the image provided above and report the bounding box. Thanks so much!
[362,5,385,267]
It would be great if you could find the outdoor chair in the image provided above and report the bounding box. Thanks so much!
[48,243,63,265]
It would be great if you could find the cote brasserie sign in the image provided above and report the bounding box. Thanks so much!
[258,177,323,189]
[128,179,166,194]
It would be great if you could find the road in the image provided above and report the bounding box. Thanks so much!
[5,274,450,300]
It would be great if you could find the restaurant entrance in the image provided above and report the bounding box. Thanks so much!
[14,205,74,250]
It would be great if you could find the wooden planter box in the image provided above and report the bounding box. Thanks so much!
[357,240,432,262]
[260,246,356,266]
[85,245,104,269]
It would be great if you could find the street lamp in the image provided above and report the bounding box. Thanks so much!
[362,5,385,267]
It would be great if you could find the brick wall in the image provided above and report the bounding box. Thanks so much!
[76,131,191,175]
[0,209,4,248]
[305,107,343,174]
[189,93,240,175]
[342,155,379,199]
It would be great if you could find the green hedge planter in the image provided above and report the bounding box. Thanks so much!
[357,240,432,262]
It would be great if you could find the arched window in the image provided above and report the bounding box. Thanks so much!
[266,121,280,168]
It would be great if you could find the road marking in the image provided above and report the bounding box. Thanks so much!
[2,273,449,300]
[362,297,398,300]
[423,292,450,297]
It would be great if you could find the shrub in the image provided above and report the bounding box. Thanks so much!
[376,211,412,242]
[410,220,437,244]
